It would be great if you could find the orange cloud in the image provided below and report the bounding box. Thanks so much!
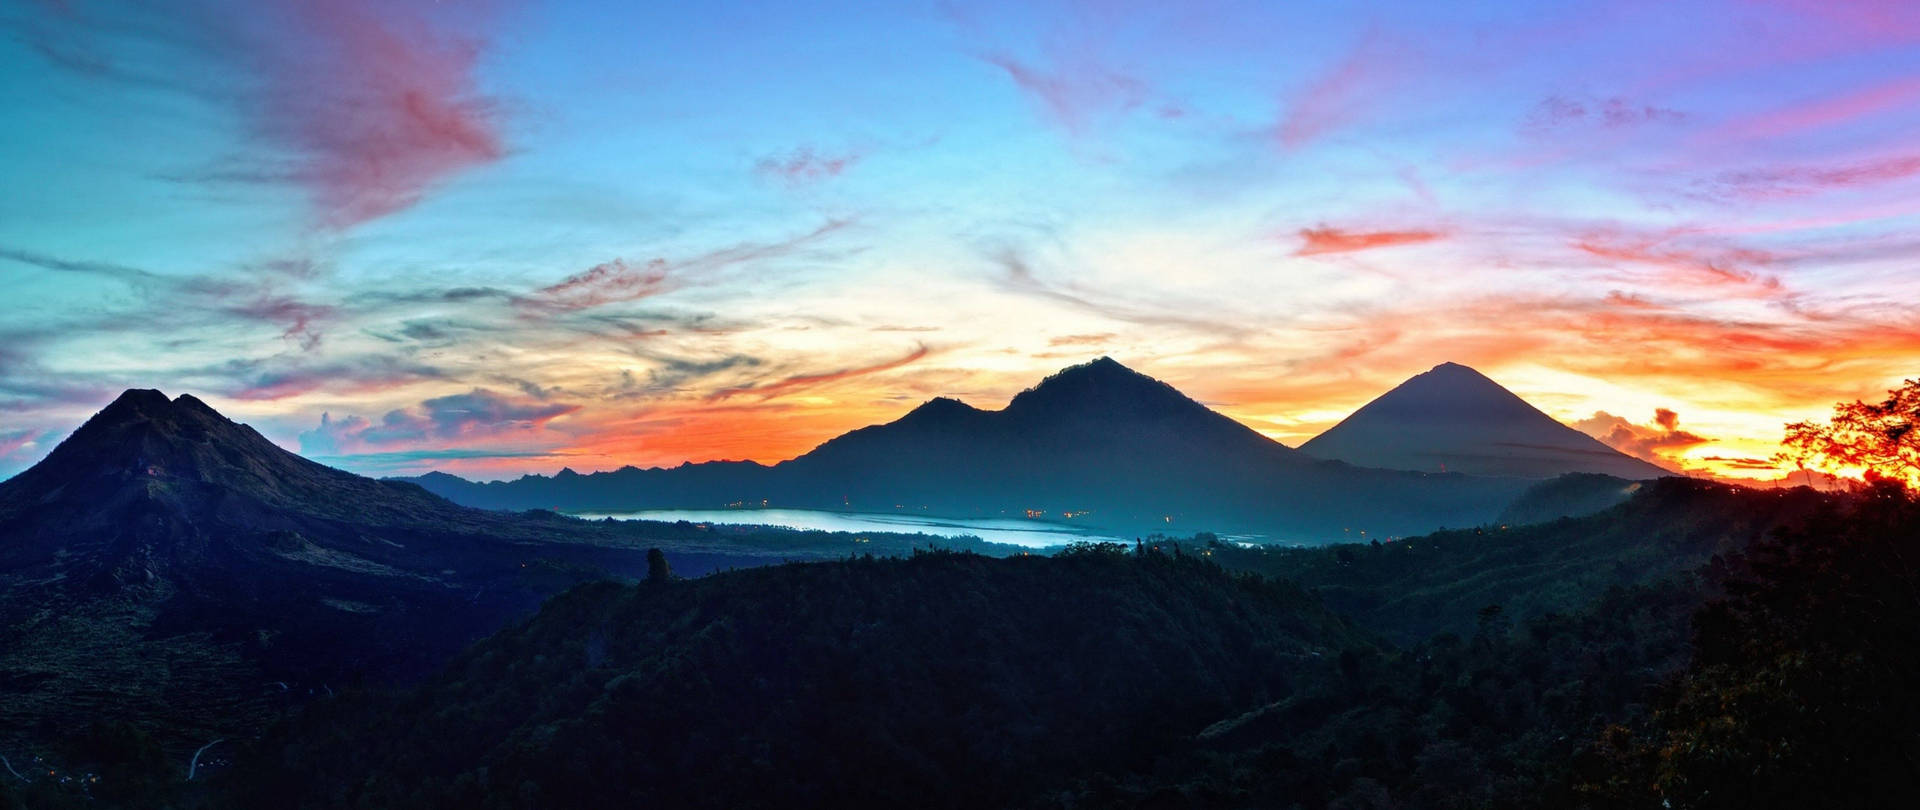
[1295,226,1446,256]
[1571,408,1705,472]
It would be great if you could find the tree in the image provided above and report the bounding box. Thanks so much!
[646,548,673,583]
[1778,378,1920,487]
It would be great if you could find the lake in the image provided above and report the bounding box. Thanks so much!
[568,507,1124,549]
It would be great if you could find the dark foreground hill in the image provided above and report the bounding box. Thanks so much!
[0,391,1022,757]
[229,550,1360,810]
[1204,477,1830,644]
[405,358,1537,540]
[1300,362,1671,480]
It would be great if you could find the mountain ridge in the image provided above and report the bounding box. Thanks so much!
[402,358,1534,539]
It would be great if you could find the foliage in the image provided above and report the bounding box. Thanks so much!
[225,550,1357,809]
[1200,478,1825,644]
[1573,479,1920,809]
[1779,377,1920,486]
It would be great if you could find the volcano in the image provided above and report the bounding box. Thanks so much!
[1299,362,1672,480]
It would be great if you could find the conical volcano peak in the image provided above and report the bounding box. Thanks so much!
[1363,362,1538,420]
[1426,361,1485,376]
[1300,364,1671,479]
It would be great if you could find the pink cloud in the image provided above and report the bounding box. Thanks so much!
[983,52,1149,137]
[226,294,334,350]
[1711,76,1920,143]
[535,259,675,311]
[1571,232,1785,296]
[1294,225,1446,256]
[255,0,504,228]
[1702,153,1920,201]
[0,429,46,460]
[1277,34,1404,150]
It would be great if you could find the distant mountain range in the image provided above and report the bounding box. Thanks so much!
[1299,362,1672,479]
[404,358,1660,538]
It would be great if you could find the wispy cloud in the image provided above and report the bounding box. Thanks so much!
[1526,94,1686,131]
[982,52,1149,138]
[755,146,864,186]
[1276,33,1405,150]
[1569,231,1785,296]
[707,344,932,402]
[1294,225,1446,256]
[16,0,506,229]
[1698,153,1920,201]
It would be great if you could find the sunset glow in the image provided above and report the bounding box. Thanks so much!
[3,0,1917,483]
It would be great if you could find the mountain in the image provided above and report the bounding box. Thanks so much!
[0,390,981,755]
[404,358,1537,539]
[1299,362,1672,479]
[232,549,1362,810]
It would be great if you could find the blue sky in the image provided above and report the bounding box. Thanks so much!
[3,0,1918,481]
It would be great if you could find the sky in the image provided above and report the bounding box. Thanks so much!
[1,0,1917,483]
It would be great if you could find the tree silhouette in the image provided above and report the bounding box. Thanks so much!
[646,548,673,583]
[1778,378,1920,487]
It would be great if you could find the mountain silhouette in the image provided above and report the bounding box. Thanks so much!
[1299,362,1672,480]
[407,358,1535,538]
[0,390,670,749]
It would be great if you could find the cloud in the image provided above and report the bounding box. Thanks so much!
[0,246,334,349]
[535,258,675,311]
[991,247,1253,338]
[615,354,765,399]
[1277,34,1404,149]
[1294,226,1446,256]
[1570,232,1784,296]
[249,0,505,228]
[0,429,46,460]
[17,0,505,229]
[1710,76,1920,142]
[521,220,851,315]
[298,387,579,455]
[213,355,451,401]
[755,147,863,186]
[1699,153,1920,201]
[1573,408,1708,470]
[1526,95,1686,131]
[982,52,1149,138]
[706,344,932,402]
[1048,332,1117,346]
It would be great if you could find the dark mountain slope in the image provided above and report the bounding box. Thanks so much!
[1202,477,1831,644]
[1300,362,1671,479]
[406,358,1535,540]
[0,391,1012,755]
[235,549,1361,810]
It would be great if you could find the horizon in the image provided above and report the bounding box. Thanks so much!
[0,357,1794,486]
[6,0,1919,483]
